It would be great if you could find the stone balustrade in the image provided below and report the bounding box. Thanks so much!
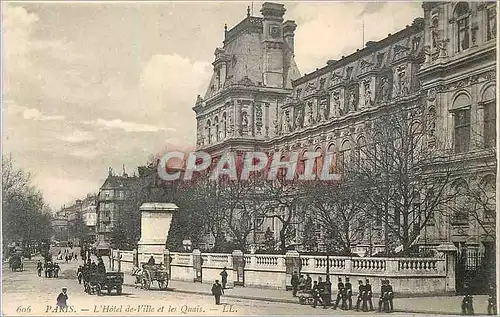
[111,248,456,295]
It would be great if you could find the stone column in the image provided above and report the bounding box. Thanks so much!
[436,243,458,294]
[232,250,245,287]
[137,203,178,254]
[117,250,121,273]
[285,250,301,290]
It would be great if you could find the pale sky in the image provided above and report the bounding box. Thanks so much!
[2,1,422,210]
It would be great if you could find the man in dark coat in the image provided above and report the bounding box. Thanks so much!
[365,279,374,311]
[356,280,367,311]
[291,271,300,297]
[211,280,224,305]
[333,277,344,310]
[37,260,43,277]
[147,256,156,265]
[77,266,83,284]
[220,267,228,290]
[97,258,106,282]
[56,288,68,309]
[345,277,353,310]
[305,274,312,291]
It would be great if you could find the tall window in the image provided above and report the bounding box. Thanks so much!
[215,116,219,141]
[339,141,351,171]
[222,113,227,138]
[484,103,496,148]
[486,5,497,41]
[455,2,470,52]
[206,119,212,144]
[454,109,471,153]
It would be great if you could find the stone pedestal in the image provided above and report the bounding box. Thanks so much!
[436,242,458,294]
[285,250,301,290]
[232,250,245,286]
[137,203,178,254]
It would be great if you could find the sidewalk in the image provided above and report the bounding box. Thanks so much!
[121,273,489,315]
[103,256,489,315]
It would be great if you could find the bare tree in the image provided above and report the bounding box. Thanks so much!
[352,109,456,254]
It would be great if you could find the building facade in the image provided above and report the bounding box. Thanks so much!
[193,1,497,259]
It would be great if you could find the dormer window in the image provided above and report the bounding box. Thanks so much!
[454,2,470,52]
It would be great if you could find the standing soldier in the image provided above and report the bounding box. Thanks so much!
[386,279,394,312]
[356,280,367,311]
[291,271,300,297]
[220,267,228,290]
[365,279,374,311]
[333,277,344,310]
[211,280,224,305]
[345,277,353,310]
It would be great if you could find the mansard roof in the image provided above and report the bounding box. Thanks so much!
[293,18,425,88]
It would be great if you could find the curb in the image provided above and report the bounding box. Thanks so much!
[123,283,467,315]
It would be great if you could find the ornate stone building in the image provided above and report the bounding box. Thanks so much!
[193,2,496,261]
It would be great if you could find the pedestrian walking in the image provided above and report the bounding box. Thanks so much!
[54,263,60,278]
[220,267,228,289]
[291,271,300,297]
[65,255,68,263]
[56,288,68,309]
[77,266,83,284]
[37,260,43,277]
[211,280,224,305]
[298,274,305,291]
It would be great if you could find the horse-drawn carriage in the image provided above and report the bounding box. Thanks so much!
[83,271,123,296]
[9,255,23,272]
[137,264,169,290]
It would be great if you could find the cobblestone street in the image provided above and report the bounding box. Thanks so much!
[2,257,399,316]
[3,256,489,316]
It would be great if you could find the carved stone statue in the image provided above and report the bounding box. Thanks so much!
[363,81,372,108]
[348,90,357,112]
[331,92,342,117]
[319,99,328,121]
[379,76,389,102]
[295,109,303,129]
[281,111,291,134]
[399,70,409,96]
[304,103,312,126]
[241,111,249,128]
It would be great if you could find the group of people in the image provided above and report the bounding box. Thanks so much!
[78,257,107,292]
[37,259,60,278]
[291,272,394,312]
[57,249,78,262]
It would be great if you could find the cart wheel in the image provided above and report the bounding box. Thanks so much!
[116,286,122,295]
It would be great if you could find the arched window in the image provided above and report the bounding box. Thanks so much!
[452,93,471,153]
[314,147,323,176]
[339,140,351,171]
[454,2,470,52]
[297,150,307,176]
[326,143,336,173]
[206,119,212,144]
[356,136,367,166]
[482,85,496,148]
[222,113,227,139]
[214,116,220,141]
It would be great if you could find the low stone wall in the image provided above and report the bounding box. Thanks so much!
[111,248,457,295]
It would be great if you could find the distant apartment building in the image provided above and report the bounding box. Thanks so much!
[51,194,97,244]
